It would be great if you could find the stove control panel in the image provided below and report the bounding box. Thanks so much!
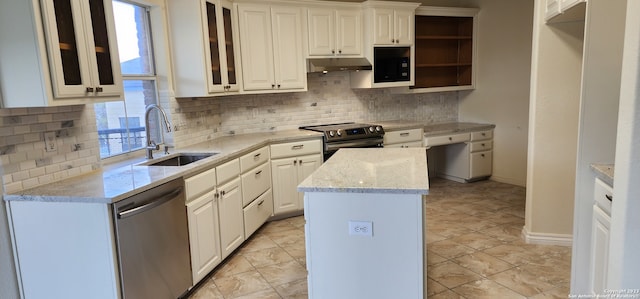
[325,126,384,141]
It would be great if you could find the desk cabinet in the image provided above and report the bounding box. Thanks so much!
[424,129,493,182]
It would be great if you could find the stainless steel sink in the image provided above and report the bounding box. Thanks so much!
[141,153,217,166]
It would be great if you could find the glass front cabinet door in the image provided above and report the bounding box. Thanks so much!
[204,0,239,93]
[41,0,123,99]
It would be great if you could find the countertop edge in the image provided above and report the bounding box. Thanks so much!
[298,186,429,195]
[590,163,614,186]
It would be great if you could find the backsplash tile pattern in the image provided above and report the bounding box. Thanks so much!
[170,72,458,148]
[0,105,100,193]
[0,72,457,192]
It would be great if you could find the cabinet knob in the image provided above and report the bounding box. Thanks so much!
[86,87,94,93]
[481,154,485,157]
[448,137,452,141]
[272,84,275,88]
[221,190,226,196]
[338,49,342,54]
[299,160,302,164]
[95,86,103,92]
[331,49,335,54]
[391,39,395,43]
[277,84,281,88]
[294,160,297,165]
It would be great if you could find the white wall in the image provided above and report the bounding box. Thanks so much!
[609,0,640,289]
[457,0,534,187]
[525,1,584,240]
[571,0,626,292]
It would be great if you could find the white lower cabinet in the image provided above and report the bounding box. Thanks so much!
[590,178,613,295]
[186,189,222,284]
[239,146,273,238]
[384,128,423,148]
[425,129,493,182]
[184,158,244,284]
[270,139,323,216]
[218,177,245,259]
[244,189,274,237]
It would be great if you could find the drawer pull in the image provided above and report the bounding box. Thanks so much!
[254,153,261,159]
[257,200,265,206]
[481,143,485,147]
[605,194,613,202]
[481,154,485,157]
[255,170,262,176]
[400,133,410,137]
[292,144,304,150]
[448,137,453,141]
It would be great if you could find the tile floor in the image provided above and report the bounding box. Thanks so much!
[187,178,572,299]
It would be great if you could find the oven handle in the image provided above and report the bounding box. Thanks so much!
[325,139,383,151]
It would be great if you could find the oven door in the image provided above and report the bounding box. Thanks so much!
[324,138,384,160]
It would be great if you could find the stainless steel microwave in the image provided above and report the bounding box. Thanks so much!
[373,47,410,83]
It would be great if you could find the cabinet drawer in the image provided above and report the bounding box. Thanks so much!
[240,146,270,173]
[217,159,240,185]
[241,162,271,207]
[470,140,493,152]
[384,141,424,148]
[424,133,470,147]
[185,167,217,201]
[470,150,492,178]
[471,130,493,141]
[270,139,322,159]
[384,129,423,144]
[243,189,273,238]
[594,178,613,215]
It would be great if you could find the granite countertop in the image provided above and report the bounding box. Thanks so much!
[297,148,429,195]
[376,120,495,136]
[590,163,614,186]
[5,130,323,204]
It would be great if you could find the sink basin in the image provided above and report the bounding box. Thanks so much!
[142,153,218,166]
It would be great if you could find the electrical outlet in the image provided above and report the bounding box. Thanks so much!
[349,221,373,237]
[44,131,57,152]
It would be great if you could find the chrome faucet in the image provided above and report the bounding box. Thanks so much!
[145,104,172,159]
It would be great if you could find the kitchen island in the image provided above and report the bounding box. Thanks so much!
[298,148,429,299]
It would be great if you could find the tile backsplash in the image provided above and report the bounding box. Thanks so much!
[170,72,458,147]
[0,105,100,193]
[0,71,457,193]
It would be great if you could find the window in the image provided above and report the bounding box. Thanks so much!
[95,0,160,158]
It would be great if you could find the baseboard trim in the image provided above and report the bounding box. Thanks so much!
[490,175,526,187]
[521,227,573,246]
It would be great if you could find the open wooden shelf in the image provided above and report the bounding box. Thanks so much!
[413,14,475,89]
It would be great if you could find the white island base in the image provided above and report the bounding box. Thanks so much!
[298,148,429,299]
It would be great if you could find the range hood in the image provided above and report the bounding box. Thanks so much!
[307,57,372,73]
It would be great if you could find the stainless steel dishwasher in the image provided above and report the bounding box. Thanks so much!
[113,179,191,299]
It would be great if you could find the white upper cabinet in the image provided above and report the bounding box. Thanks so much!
[369,6,416,45]
[0,0,123,107]
[307,7,362,56]
[236,3,306,92]
[168,0,241,97]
